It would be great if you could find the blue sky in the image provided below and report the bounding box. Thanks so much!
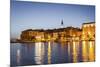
[10,1,95,39]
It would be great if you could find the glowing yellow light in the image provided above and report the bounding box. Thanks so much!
[34,42,44,64]
[88,41,95,61]
[48,42,51,64]
[82,41,88,62]
[72,41,78,62]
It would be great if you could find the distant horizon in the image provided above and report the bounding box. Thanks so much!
[10,1,95,39]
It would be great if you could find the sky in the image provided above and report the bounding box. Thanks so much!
[10,0,95,39]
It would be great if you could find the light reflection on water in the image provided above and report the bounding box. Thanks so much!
[11,41,95,66]
[72,41,79,62]
[34,42,45,64]
[82,41,95,62]
[88,41,95,61]
[16,49,21,65]
[82,41,88,62]
[48,42,51,64]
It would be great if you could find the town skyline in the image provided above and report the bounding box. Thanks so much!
[11,1,95,39]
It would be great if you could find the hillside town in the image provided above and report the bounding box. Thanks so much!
[17,21,95,43]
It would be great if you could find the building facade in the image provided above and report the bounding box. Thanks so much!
[20,22,95,42]
[82,22,95,41]
[20,27,82,42]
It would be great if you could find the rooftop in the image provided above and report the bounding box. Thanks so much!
[82,22,95,25]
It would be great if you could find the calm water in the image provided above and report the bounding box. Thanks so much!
[10,41,95,66]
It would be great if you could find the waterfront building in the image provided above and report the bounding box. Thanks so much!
[82,22,95,41]
[52,32,58,41]
[20,21,95,42]
[20,29,45,42]
[20,27,82,42]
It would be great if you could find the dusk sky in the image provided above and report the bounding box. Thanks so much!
[10,1,95,39]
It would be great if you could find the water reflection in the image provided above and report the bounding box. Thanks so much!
[68,42,70,56]
[16,49,21,65]
[11,40,95,66]
[72,41,79,62]
[82,41,88,61]
[34,42,45,64]
[88,41,95,61]
[68,42,71,61]
[82,41,95,62]
[47,42,51,64]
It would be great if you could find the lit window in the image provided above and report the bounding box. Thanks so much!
[91,24,94,27]
[87,24,89,27]
[83,25,86,28]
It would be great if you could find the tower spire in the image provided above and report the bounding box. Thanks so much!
[61,19,64,28]
[61,19,64,26]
